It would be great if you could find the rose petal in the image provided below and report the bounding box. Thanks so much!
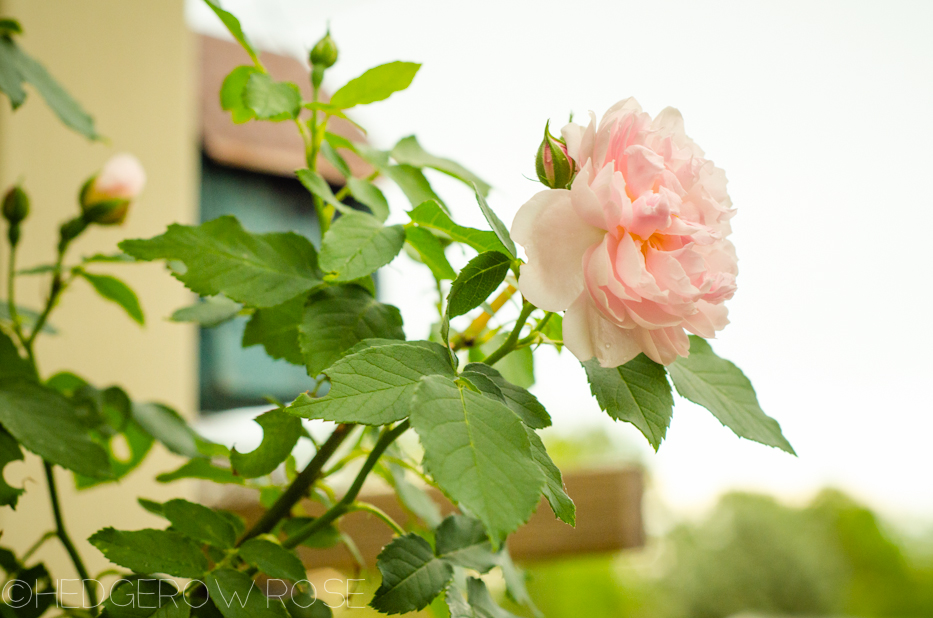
[563,292,641,367]
[512,189,604,311]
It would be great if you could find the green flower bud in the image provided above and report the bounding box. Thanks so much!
[82,199,130,225]
[535,120,576,189]
[2,185,29,225]
[309,31,338,69]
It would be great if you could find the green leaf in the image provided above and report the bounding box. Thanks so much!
[384,166,445,210]
[461,363,549,429]
[583,354,674,451]
[154,600,192,618]
[323,131,357,152]
[204,1,259,63]
[89,527,209,578]
[539,313,562,350]
[524,428,574,525]
[170,296,243,328]
[445,581,474,618]
[466,577,522,618]
[156,458,243,485]
[435,514,498,573]
[230,409,301,479]
[346,178,389,222]
[495,550,539,617]
[386,463,442,528]
[289,340,455,425]
[162,498,237,549]
[0,379,110,478]
[447,251,511,318]
[220,65,259,124]
[280,517,341,549]
[77,417,154,488]
[82,251,136,264]
[285,587,333,618]
[405,226,456,280]
[244,73,301,121]
[132,402,208,458]
[138,497,165,517]
[120,216,323,308]
[78,270,145,325]
[0,427,24,508]
[242,296,304,365]
[299,284,404,376]
[0,330,36,381]
[103,577,180,618]
[319,212,405,282]
[407,200,506,255]
[206,569,290,618]
[295,169,351,213]
[410,375,544,546]
[238,538,306,582]
[667,336,795,454]
[473,185,515,258]
[370,533,453,615]
[330,61,420,109]
[0,37,26,109]
[0,36,99,139]
[391,136,491,196]
[218,510,247,538]
[470,335,535,389]
[0,19,22,37]
[0,300,56,333]
[320,141,351,178]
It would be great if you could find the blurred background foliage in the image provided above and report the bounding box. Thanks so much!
[520,472,933,618]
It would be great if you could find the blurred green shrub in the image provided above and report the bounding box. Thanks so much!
[524,489,933,618]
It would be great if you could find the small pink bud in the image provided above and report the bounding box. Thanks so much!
[535,121,575,189]
[81,153,146,225]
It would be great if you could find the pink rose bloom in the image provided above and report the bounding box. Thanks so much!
[88,153,147,202]
[511,98,737,366]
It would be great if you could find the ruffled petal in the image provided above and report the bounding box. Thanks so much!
[635,326,688,365]
[512,189,604,311]
[623,145,666,197]
[570,163,609,229]
[563,292,641,367]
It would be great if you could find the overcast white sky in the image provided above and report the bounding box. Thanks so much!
[189,0,933,524]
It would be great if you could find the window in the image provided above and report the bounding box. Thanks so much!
[198,153,319,411]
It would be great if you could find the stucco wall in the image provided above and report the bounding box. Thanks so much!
[0,0,199,581]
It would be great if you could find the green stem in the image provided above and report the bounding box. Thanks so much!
[515,311,554,348]
[482,301,535,366]
[44,462,98,608]
[5,242,32,365]
[283,420,410,549]
[22,530,56,562]
[347,502,406,536]
[25,245,68,354]
[237,423,354,545]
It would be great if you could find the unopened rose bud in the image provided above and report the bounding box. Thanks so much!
[310,31,338,70]
[80,153,145,225]
[3,185,29,246]
[535,121,575,189]
[3,186,29,225]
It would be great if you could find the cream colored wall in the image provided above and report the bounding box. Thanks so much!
[0,0,199,581]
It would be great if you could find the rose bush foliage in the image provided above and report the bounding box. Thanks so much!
[0,4,793,618]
